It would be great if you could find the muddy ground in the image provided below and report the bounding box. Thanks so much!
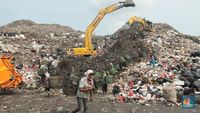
[0,91,199,113]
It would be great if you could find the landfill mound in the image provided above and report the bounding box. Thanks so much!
[0,20,87,64]
[115,23,200,104]
[0,19,78,38]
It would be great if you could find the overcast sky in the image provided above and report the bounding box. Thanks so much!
[0,0,199,36]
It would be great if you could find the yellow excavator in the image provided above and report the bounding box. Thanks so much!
[0,54,22,89]
[68,0,135,56]
[127,16,153,31]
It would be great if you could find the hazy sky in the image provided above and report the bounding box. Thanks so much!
[0,0,199,36]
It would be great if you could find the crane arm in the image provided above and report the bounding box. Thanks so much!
[85,0,135,50]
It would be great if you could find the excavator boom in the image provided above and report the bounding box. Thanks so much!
[72,0,135,56]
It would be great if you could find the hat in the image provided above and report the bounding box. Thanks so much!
[85,70,94,76]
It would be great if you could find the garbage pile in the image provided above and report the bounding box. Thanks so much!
[103,23,200,105]
[0,20,75,63]
[0,19,78,38]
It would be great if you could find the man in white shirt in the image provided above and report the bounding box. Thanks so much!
[71,70,95,113]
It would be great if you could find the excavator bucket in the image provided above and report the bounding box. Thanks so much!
[123,0,135,7]
[145,20,154,32]
[0,54,22,89]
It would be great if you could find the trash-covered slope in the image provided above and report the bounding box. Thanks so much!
[105,23,200,104]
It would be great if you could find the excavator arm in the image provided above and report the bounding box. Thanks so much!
[72,0,135,56]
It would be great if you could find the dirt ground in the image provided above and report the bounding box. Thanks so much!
[0,90,199,113]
